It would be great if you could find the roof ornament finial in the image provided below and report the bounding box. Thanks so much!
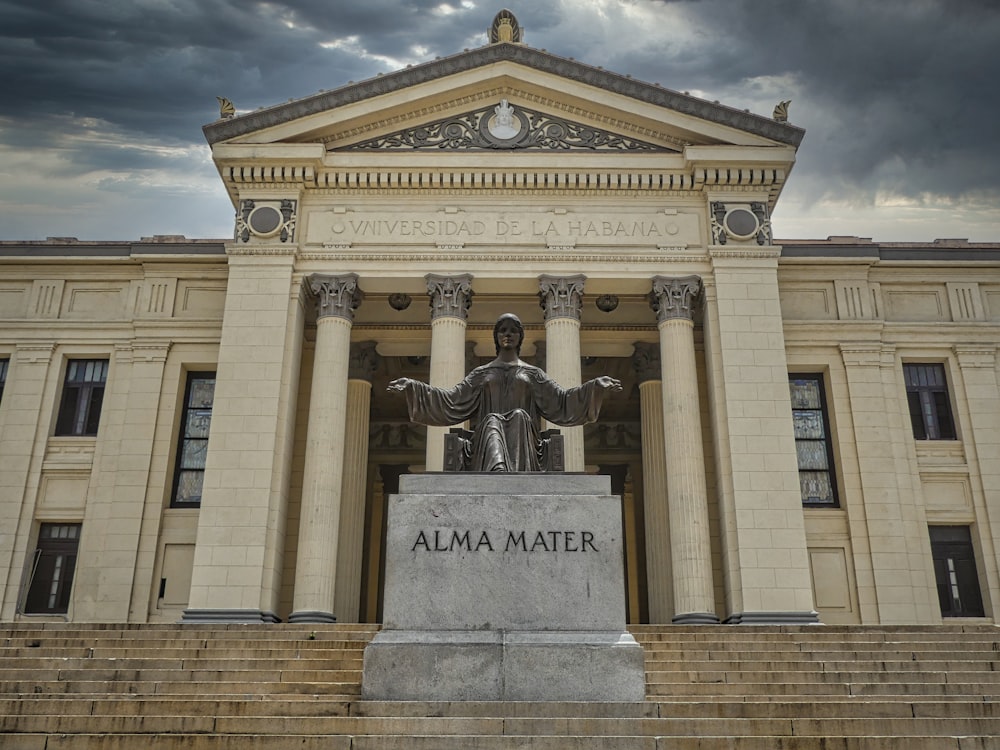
[772,100,790,123]
[216,97,236,119]
[489,9,523,44]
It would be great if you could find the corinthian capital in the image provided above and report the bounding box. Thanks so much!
[538,274,586,321]
[309,273,363,321]
[649,275,702,323]
[425,273,474,321]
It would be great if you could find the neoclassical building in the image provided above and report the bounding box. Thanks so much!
[1,14,998,627]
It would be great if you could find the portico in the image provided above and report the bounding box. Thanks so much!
[180,18,817,626]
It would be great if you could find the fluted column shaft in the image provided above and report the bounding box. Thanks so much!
[425,274,473,471]
[291,274,362,623]
[651,275,718,624]
[333,342,380,622]
[633,343,673,623]
[539,274,586,472]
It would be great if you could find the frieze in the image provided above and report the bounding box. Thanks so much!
[307,209,699,247]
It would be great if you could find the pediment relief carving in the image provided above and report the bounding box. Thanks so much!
[332,99,676,153]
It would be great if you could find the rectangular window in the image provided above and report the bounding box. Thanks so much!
[788,374,838,507]
[23,523,81,615]
[929,526,984,618]
[0,357,8,404]
[55,359,109,436]
[904,363,956,440]
[171,372,216,506]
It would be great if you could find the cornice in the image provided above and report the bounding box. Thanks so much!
[203,44,804,147]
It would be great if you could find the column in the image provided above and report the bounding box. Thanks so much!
[650,276,718,623]
[632,342,673,623]
[538,274,586,472]
[424,273,473,472]
[290,274,363,623]
[0,344,54,619]
[184,252,307,623]
[333,341,381,622]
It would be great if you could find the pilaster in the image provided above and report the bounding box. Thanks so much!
[0,344,55,619]
[74,341,170,622]
[952,344,1000,618]
[703,250,818,625]
[183,251,305,624]
[538,274,586,472]
[839,343,935,623]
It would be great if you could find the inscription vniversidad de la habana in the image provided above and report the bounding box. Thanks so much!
[411,529,598,553]
[312,210,698,246]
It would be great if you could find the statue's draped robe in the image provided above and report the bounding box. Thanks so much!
[401,361,608,472]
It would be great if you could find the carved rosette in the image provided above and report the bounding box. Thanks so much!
[309,273,363,321]
[348,341,381,382]
[631,342,662,384]
[538,274,586,321]
[649,275,702,323]
[425,273,474,321]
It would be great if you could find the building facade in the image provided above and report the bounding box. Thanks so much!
[1,21,998,627]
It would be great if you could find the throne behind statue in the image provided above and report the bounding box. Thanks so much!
[443,428,565,472]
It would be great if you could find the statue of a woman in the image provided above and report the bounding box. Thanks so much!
[388,313,622,472]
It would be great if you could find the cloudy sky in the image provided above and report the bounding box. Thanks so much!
[2,0,998,243]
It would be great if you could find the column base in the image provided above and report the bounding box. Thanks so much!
[724,610,822,625]
[180,609,281,624]
[672,611,721,625]
[288,610,338,624]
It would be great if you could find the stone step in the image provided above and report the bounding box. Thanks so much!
[644,659,999,672]
[646,680,1000,697]
[5,696,998,719]
[0,667,362,683]
[3,713,997,737]
[0,679,362,696]
[642,648,1000,661]
[0,651,362,673]
[0,646,367,659]
[646,669,1000,684]
[8,734,992,750]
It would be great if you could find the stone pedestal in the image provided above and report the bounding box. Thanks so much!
[362,474,645,701]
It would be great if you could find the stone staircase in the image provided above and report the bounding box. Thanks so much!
[1,622,998,748]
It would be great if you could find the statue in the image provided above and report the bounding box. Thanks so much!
[388,313,622,472]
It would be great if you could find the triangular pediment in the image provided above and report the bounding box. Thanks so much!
[204,44,803,153]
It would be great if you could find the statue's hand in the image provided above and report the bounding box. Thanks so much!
[387,378,412,393]
[595,376,623,393]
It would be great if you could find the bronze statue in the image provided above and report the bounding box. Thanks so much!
[388,313,622,472]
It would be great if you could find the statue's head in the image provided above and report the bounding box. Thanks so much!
[493,313,525,354]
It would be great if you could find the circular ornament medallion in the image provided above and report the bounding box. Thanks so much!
[248,205,283,237]
[723,208,759,240]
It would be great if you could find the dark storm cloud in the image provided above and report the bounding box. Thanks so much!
[623,0,1000,203]
[0,0,997,240]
